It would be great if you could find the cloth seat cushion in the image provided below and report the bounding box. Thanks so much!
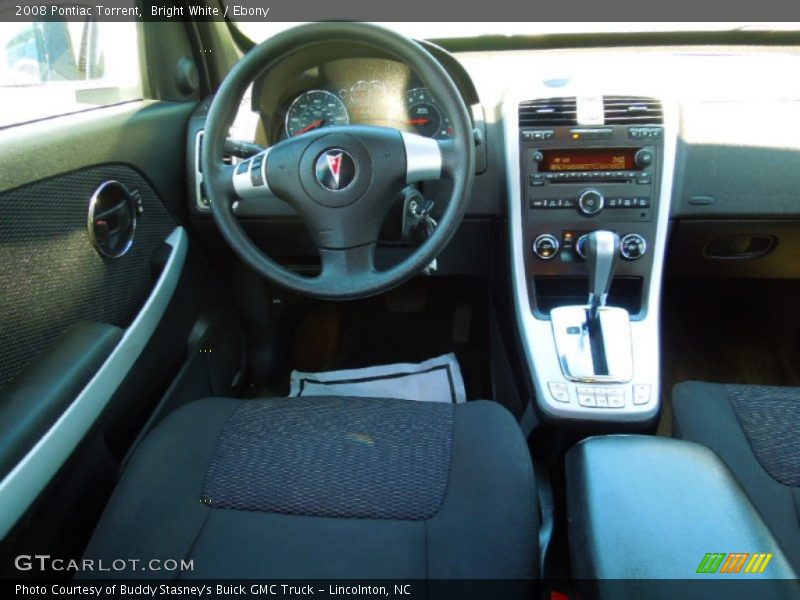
[672,381,800,572]
[83,396,538,579]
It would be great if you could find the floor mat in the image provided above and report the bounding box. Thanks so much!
[289,353,466,403]
[261,277,491,400]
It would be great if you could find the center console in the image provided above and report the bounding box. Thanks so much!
[504,93,676,423]
[566,435,797,586]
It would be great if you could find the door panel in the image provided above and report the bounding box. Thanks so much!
[0,98,210,561]
[0,101,196,219]
[0,164,178,390]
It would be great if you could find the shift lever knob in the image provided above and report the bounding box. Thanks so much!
[585,230,620,321]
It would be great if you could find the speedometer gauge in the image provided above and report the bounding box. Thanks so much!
[285,90,349,138]
[405,88,453,139]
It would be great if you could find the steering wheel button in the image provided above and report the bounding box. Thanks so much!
[251,167,264,187]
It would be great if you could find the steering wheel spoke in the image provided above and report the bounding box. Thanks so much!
[319,243,377,283]
[401,132,444,183]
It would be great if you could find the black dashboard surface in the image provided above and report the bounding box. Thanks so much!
[187,42,800,279]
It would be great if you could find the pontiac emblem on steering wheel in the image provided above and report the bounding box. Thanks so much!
[315,148,356,191]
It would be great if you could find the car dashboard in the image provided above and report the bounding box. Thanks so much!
[188,42,800,274]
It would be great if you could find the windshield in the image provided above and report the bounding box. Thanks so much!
[235,22,800,43]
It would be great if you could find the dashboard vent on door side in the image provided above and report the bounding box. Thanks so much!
[519,97,577,127]
[603,96,664,125]
[87,181,138,258]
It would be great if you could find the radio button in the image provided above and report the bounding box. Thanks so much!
[530,199,545,209]
[530,174,545,186]
[635,149,654,167]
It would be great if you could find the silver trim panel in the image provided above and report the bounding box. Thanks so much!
[194,130,208,210]
[0,227,188,540]
[401,132,443,183]
[503,87,678,423]
[551,306,634,383]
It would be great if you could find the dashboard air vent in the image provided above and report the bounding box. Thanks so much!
[519,97,577,127]
[603,96,663,125]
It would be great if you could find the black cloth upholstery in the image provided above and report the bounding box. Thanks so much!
[672,381,800,572]
[84,397,538,579]
[202,397,454,519]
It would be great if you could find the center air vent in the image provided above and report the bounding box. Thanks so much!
[603,96,663,125]
[519,97,577,127]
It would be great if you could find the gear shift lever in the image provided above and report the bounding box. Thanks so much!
[550,229,632,383]
[585,230,620,324]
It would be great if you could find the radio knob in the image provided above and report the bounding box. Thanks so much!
[532,233,560,260]
[620,233,647,260]
[635,149,654,167]
[577,189,604,216]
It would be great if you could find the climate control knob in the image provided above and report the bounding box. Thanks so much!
[620,233,647,260]
[532,233,560,260]
[577,189,604,216]
[575,234,589,259]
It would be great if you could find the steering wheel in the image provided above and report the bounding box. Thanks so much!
[202,22,475,300]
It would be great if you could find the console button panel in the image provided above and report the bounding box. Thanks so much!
[546,382,654,409]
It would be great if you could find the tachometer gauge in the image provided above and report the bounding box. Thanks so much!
[285,90,349,138]
[405,88,453,139]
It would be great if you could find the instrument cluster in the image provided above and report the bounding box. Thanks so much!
[278,80,454,141]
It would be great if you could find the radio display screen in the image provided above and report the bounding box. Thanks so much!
[541,148,638,172]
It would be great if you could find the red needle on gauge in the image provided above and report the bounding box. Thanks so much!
[294,119,326,136]
[407,118,431,125]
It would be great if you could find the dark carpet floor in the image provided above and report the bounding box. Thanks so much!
[659,278,800,435]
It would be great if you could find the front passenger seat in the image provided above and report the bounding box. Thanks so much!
[672,381,800,573]
[83,396,538,578]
